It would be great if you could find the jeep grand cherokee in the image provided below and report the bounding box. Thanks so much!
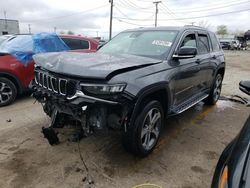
[32,26,225,156]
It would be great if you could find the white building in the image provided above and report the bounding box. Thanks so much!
[0,19,19,35]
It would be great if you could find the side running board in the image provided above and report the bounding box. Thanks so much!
[171,94,209,114]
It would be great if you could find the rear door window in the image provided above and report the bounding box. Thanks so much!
[81,40,90,49]
[198,34,210,54]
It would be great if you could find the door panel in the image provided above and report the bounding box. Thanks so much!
[171,32,201,106]
[196,32,212,91]
[173,58,201,106]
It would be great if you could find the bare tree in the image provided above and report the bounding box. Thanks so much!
[198,20,211,29]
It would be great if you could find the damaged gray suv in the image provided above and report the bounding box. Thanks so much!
[32,26,225,156]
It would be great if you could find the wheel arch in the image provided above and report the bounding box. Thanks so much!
[0,72,23,94]
[216,63,225,79]
[129,82,171,127]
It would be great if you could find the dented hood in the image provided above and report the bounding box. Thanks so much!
[33,52,161,79]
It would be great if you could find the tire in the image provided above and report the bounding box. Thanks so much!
[204,74,222,105]
[122,100,164,157]
[0,77,17,107]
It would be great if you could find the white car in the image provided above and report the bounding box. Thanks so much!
[0,35,13,45]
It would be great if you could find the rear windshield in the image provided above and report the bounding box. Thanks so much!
[0,35,11,45]
[99,30,178,60]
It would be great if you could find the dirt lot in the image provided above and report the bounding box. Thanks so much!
[0,51,249,188]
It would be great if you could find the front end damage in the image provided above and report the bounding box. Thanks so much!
[32,67,135,144]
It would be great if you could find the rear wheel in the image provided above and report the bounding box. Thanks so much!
[122,100,164,157]
[204,74,222,105]
[0,77,17,107]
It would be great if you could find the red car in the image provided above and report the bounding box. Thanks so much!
[0,34,98,106]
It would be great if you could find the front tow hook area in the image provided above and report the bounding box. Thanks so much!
[41,108,87,145]
[41,108,60,145]
[41,127,59,145]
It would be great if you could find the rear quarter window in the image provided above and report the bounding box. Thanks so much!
[209,33,221,51]
[61,38,89,50]
[198,34,210,54]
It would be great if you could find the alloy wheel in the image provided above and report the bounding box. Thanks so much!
[0,82,13,105]
[213,75,222,101]
[141,108,161,151]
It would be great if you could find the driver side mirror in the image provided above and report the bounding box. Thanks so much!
[173,46,197,59]
[239,80,250,96]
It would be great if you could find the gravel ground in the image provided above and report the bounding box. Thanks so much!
[0,51,249,188]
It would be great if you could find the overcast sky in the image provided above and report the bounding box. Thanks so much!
[0,0,250,39]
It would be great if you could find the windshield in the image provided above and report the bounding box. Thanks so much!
[0,35,33,52]
[99,30,178,59]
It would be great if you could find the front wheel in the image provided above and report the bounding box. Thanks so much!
[0,77,17,107]
[204,74,223,105]
[122,100,164,157]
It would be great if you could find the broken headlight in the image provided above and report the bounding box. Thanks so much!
[80,83,126,94]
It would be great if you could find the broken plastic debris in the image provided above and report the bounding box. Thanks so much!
[6,119,11,123]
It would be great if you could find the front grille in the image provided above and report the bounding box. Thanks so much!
[35,71,69,96]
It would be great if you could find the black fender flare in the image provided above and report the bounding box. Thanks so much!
[128,81,171,129]
[214,62,226,78]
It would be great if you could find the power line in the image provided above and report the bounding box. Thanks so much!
[158,4,190,24]
[114,7,250,21]
[115,6,154,21]
[124,0,152,9]
[21,4,108,23]
[165,0,249,11]
[162,0,250,14]
[115,18,153,26]
[163,7,250,21]
[115,1,154,13]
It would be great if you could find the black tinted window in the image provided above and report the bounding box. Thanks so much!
[61,38,89,50]
[181,34,197,48]
[210,33,220,51]
[198,34,210,54]
[81,40,89,49]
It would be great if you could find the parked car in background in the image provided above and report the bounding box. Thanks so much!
[220,40,231,50]
[212,80,250,188]
[0,35,13,45]
[32,26,225,156]
[231,40,240,50]
[0,33,98,107]
[60,35,98,53]
[220,39,241,50]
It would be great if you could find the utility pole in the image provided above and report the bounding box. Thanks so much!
[54,27,57,33]
[28,24,31,34]
[4,11,7,30]
[109,0,114,40]
[153,1,161,27]
[96,31,99,37]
